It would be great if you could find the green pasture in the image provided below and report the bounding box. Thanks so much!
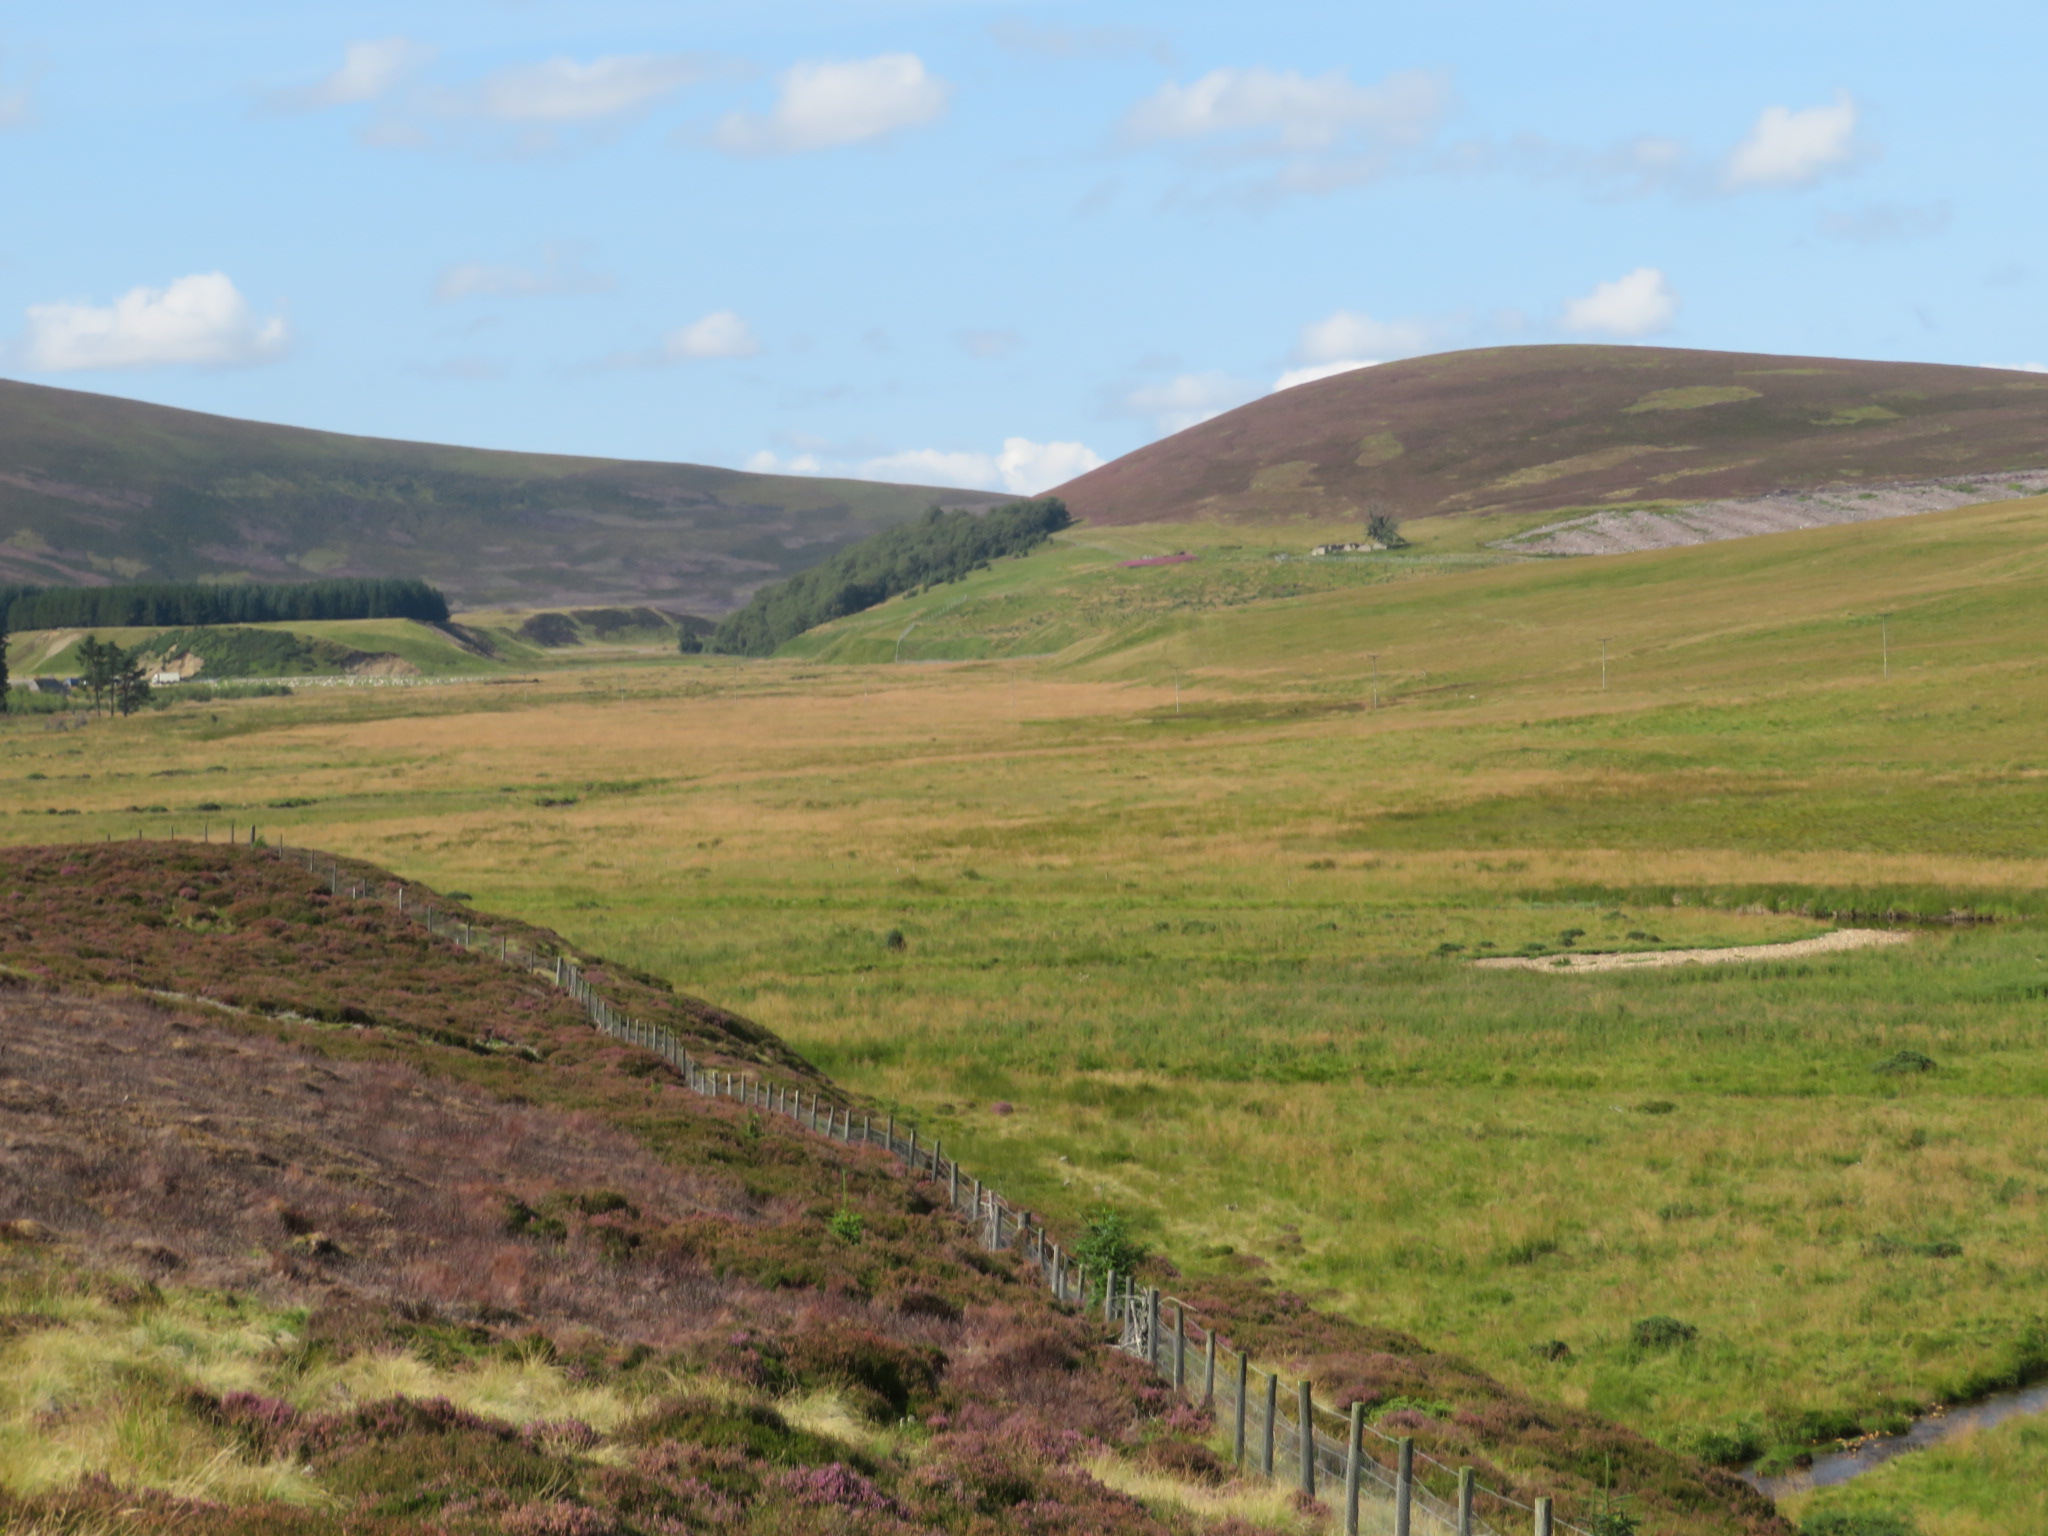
[4,497,2048,1512]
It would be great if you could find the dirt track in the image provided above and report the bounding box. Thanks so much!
[1499,470,2048,557]
[1473,927,1911,973]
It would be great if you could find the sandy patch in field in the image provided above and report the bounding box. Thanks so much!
[1473,927,1912,972]
[1499,470,2048,556]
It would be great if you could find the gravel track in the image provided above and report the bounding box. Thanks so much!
[1473,927,1911,972]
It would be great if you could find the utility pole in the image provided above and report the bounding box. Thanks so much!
[1599,637,1610,691]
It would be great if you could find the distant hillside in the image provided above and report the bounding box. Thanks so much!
[0,379,1006,613]
[1056,345,2048,526]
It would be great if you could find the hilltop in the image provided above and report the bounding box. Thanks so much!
[0,378,1006,614]
[1055,344,2048,528]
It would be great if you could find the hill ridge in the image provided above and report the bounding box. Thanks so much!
[0,377,1007,613]
[1056,344,2048,528]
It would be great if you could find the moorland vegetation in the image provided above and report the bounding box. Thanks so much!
[1054,345,2048,527]
[0,377,1004,612]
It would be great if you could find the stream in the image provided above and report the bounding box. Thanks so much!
[1744,1381,2048,1500]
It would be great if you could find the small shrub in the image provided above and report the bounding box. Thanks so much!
[1434,941,1465,955]
[1875,1050,1935,1074]
[883,928,906,951]
[828,1207,865,1245]
[1073,1208,1146,1279]
[1657,1202,1707,1222]
[1631,1315,1698,1351]
[1529,1339,1573,1363]
[1558,927,1586,946]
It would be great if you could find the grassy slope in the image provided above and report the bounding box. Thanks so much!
[5,500,2048,1527]
[8,618,507,678]
[0,377,1005,612]
[1054,344,2048,527]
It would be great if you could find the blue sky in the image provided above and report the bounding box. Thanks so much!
[3,1,2042,493]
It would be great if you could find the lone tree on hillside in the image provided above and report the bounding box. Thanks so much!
[1365,506,1409,549]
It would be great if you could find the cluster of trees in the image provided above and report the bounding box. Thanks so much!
[705,497,1071,657]
[2,577,450,631]
[74,635,152,716]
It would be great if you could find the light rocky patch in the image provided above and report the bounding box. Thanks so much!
[1474,927,1910,973]
[1497,469,2048,557]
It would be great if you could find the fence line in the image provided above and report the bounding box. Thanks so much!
[268,840,1591,1536]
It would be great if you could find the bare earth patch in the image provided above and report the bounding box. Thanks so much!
[1473,927,1911,972]
[1499,470,2048,556]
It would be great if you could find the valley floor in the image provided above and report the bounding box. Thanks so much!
[8,494,2048,1534]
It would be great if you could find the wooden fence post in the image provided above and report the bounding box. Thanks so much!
[1172,1303,1185,1394]
[1234,1352,1249,1467]
[1103,1268,1116,1325]
[1261,1371,1277,1479]
[1203,1329,1216,1405]
[1146,1287,1162,1371]
[1395,1437,1414,1536]
[949,1158,959,1207]
[1345,1402,1364,1536]
[1533,1496,1552,1536]
[1297,1379,1314,1498]
[1457,1466,1475,1536]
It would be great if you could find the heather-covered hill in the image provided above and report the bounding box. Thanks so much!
[0,379,1007,613]
[0,843,1788,1535]
[1056,345,2048,527]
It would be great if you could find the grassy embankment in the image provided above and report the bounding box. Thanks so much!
[4,495,2048,1530]
[7,617,506,680]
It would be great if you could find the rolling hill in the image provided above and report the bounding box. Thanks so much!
[0,378,1006,614]
[1055,344,2048,528]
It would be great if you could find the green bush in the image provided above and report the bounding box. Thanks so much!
[1073,1208,1146,1279]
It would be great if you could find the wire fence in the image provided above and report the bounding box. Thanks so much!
[270,840,1596,1536]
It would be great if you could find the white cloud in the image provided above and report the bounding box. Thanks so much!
[715,54,948,155]
[995,437,1104,492]
[1273,360,1377,392]
[1722,92,1860,189]
[749,437,1103,494]
[1125,66,1447,154]
[465,54,707,124]
[433,245,613,302]
[1295,309,1432,364]
[271,37,434,111]
[1560,267,1678,338]
[22,272,289,371]
[1994,362,2048,374]
[1122,371,1259,434]
[664,310,759,360]
[745,449,824,475]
